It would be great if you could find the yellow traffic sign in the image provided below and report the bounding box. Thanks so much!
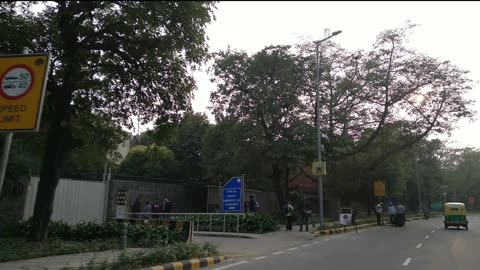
[0,53,51,132]
[374,181,386,196]
[312,161,327,176]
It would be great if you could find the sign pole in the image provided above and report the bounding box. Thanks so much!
[242,174,245,213]
[0,47,29,200]
[218,181,222,212]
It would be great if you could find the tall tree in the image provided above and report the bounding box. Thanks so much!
[0,1,216,241]
[118,144,179,178]
[210,45,314,205]
[298,24,474,167]
[170,113,210,179]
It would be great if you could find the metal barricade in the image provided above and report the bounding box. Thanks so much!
[116,212,245,233]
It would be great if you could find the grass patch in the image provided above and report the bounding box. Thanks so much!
[0,237,117,263]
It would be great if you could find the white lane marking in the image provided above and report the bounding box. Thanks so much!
[416,243,423,248]
[425,235,430,239]
[402,258,412,266]
[213,261,248,270]
[273,251,284,255]
[255,256,266,260]
[288,247,298,251]
[432,230,435,233]
[301,244,311,247]
[313,241,320,244]
[325,238,331,241]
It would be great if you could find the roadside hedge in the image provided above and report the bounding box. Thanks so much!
[13,219,181,245]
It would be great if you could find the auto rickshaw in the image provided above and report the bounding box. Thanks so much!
[443,202,468,230]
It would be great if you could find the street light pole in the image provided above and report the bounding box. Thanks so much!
[415,159,423,212]
[314,30,341,228]
[441,185,448,204]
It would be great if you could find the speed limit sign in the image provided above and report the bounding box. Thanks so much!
[0,53,51,132]
[0,64,34,100]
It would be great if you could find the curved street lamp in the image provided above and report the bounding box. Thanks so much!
[314,30,342,227]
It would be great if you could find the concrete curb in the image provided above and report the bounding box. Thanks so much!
[312,215,426,236]
[194,232,257,239]
[312,222,378,236]
[140,256,226,270]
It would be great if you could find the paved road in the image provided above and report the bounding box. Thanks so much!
[206,214,480,270]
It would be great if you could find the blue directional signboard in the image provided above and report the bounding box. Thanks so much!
[222,176,244,213]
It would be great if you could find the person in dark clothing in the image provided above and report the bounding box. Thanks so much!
[395,202,406,226]
[163,198,173,213]
[299,203,312,232]
[131,197,142,219]
[152,200,162,213]
[375,202,384,226]
[351,208,358,233]
[248,195,259,213]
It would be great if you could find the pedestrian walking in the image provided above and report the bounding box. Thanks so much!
[285,201,295,231]
[387,202,397,226]
[375,202,384,226]
[299,203,312,232]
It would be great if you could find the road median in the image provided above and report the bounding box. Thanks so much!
[312,215,426,236]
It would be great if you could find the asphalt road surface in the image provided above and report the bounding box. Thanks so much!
[207,214,480,270]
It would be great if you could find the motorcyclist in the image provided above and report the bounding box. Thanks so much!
[422,206,429,220]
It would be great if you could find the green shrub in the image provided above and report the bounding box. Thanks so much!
[78,242,219,270]
[239,214,279,234]
[0,237,116,263]
[10,219,182,246]
[127,224,181,247]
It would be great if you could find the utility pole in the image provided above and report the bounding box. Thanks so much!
[415,159,423,212]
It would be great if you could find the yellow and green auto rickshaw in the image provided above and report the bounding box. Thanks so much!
[443,202,468,230]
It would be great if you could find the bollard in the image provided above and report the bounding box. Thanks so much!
[119,222,128,250]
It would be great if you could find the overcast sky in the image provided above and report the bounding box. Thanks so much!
[188,1,480,149]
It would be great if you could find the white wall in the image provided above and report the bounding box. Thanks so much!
[23,177,107,224]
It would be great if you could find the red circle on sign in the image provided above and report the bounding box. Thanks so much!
[0,64,35,100]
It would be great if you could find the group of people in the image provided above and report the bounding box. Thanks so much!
[131,197,173,219]
[376,201,406,226]
[283,201,312,232]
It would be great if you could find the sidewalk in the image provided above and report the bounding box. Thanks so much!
[0,248,146,270]
[193,225,316,258]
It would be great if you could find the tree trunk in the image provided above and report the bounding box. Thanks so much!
[272,164,286,210]
[27,4,78,240]
[27,112,72,242]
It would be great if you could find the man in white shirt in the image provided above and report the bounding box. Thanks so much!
[375,202,384,225]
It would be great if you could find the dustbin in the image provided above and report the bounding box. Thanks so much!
[339,207,352,226]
